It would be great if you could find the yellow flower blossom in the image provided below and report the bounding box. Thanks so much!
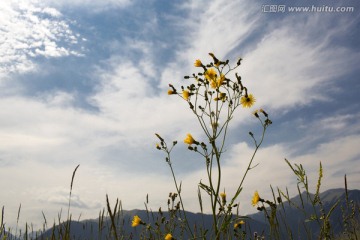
[182,90,190,100]
[184,133,196,145]
[165,233,173,240]
[206,70,225,89]
[131,215,142,227]
[194,59,202,67]
[168,89,175,95]
[252,191,260,206]
[234,220,245,229]
[204,68,217,81]
[240,94,256,108]
[211,75,225,89]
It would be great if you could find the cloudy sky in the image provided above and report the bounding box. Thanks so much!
[1,0,359,230]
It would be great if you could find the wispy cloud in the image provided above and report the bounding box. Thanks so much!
[242,16,359,112]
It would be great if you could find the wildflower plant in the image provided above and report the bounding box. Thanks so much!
[155,53,272,239]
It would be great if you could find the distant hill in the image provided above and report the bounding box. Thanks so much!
[11,188,358,239]
[248,188,360,239]
[37,210,269,239]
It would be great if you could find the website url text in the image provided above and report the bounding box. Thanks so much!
[262,5,355,13]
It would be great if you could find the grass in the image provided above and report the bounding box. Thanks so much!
[1,163,358,239]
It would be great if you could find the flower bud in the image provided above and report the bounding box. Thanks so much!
[194,59,202,67]
[220,192,226,205]
[237,58,242,66]
[209,52,220,66]
[259,108,268,117]
[155,133,164,142]
[184,133,196,145]
[182,90,190,100]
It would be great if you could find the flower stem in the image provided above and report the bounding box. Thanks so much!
[167,154,194,238]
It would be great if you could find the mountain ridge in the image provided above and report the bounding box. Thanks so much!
[42,188,360,239]
[3,188,358,239]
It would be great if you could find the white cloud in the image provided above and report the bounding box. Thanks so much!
[42,0,132,12]
[90,57,199,145]
[39,91,75,108]
[241,21,358,112]
[0,95,123,166]
[0,0,84,76]
[42,7,62,17]
[282,112,360,155]
[167,0,260,77]
[315,114,360,132]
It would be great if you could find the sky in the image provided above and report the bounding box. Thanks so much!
[0,0,359,231]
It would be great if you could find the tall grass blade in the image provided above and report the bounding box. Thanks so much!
[67,164,80,220]
[42,211,47,229]
[345,174,349,204]
[106,194,119,240]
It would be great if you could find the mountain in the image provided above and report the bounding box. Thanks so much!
[31,188,360,239]
[248,188,360,239]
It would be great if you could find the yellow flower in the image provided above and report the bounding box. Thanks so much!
[209,74,225,89]
[168,89,175,95]
[183,133,195,145]
[165,233,173,240]
[252,191,260,206]
[234,220,245,229]
[240,94,256,108]
[204,68,217,81]
[194,59,202,67]
[131,215,142,227]
[182,90,190,100]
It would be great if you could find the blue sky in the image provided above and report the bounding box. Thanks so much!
[0,0,359,230]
